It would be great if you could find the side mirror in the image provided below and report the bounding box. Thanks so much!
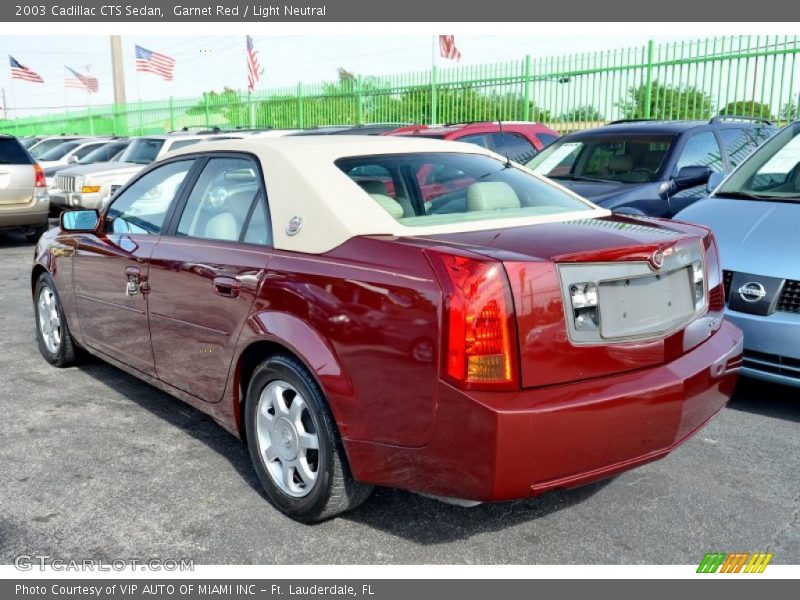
[706,171,725,193]
[60,209,100,233]
[67,155,79,164]
[673,166,712,190]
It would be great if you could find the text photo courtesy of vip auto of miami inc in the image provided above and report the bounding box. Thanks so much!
[0,23,798,579]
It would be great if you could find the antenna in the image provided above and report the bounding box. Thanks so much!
[497,119,512,167]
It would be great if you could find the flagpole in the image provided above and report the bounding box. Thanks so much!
[85,64,94,135]
[8,75,19,135]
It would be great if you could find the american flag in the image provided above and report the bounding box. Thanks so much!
[9,56,44,83]
[246,35,262,93]
[64,66,99,93]
[135,44,176,81]
[439,36,462,62]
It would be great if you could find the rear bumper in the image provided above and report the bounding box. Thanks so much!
[345,320,743,501]
[726,308,800,388]
[0,204,49,229]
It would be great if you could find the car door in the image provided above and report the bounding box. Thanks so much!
[72,159,196,376]
[146,155,272,403]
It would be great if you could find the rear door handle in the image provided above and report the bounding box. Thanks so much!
[213,276,241,298]
[125,266,141,283]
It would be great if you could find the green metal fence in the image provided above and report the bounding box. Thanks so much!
[3,35,800,137]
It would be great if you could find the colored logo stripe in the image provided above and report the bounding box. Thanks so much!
[697,552,773,573]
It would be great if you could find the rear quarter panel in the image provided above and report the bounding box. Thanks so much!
[238,236,442,448]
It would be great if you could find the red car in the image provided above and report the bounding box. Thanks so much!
[384,120,560,163]
[32,136,743,522]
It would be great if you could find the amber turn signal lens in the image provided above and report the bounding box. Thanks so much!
[81,186,101,193]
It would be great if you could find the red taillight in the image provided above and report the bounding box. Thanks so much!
[427,249,517,389]
[704,233,725,319]
[33,163,46,188]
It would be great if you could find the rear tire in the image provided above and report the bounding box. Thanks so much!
[25,224,48,243]
[244,354,373,523]
[34,272,78,368]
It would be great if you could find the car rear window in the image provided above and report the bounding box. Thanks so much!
[336,152,591,227]
[0,138,33,165]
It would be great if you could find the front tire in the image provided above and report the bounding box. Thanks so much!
[244,354,372,522]
[34,272,78,368]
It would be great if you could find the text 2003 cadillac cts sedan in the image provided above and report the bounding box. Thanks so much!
[32,136,743,522]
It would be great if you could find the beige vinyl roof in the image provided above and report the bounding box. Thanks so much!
[164,135,610,254]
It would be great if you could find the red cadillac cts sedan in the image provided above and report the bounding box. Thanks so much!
[32,136,743,522]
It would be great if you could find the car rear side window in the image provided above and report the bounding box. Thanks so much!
[719,128,754,167]
[336,152,591,227]
[0,138,32,165]
[105,160,194,235]
[490,132,537,163]
[176,157,262,243]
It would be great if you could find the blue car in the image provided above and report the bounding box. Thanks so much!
[527,117,776,217]
[674,122,800,388]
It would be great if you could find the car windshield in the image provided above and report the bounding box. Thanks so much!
[716,122,800,202]
[117,138,165,164]
[527,135,674,183]
[78,142,128,164]
[37,141,83,161]
[336,152,592,227]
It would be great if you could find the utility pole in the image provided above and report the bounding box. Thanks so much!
[110,35,126,105]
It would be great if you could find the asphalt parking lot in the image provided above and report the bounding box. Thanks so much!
[0,230,798,565]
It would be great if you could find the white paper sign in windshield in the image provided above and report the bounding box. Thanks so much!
[532,142,582,175]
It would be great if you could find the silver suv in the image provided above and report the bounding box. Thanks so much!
[0,135,49,241]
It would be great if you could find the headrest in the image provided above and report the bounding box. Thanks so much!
[608,155,635,173]
[370,193,403,219]
[466,182,521,212]
[359,180,390,195]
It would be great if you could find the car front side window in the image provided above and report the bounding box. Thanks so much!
[675,131,723,173]
[105,160,194,235]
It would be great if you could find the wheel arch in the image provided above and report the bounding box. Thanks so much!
[232,312,354,440]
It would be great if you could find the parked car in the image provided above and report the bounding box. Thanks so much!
[36,138,114,169]
[27,135,85,159]
[0,134,49,241]
[674,121,800,388]
[49,134,230,211]
[18,136,42,149]
[43,139,131,189]
[33,136,742,522]
[527,117,777,216]
[385,121,560,163]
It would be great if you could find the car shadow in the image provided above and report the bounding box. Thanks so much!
[344,478,612,544]
[76,359,264,493]
[0,231,35,248]
[77,357,610,540]
[727,377,799,423]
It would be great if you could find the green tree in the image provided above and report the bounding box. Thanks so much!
[559,105,603,122]
[618,81,713,120]
[720,100,773,121]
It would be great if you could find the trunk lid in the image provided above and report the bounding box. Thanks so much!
[400,215,712,387]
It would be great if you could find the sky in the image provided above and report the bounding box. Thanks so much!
[0,34,688,116]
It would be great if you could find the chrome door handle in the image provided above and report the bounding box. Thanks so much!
[213,276,241,298]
